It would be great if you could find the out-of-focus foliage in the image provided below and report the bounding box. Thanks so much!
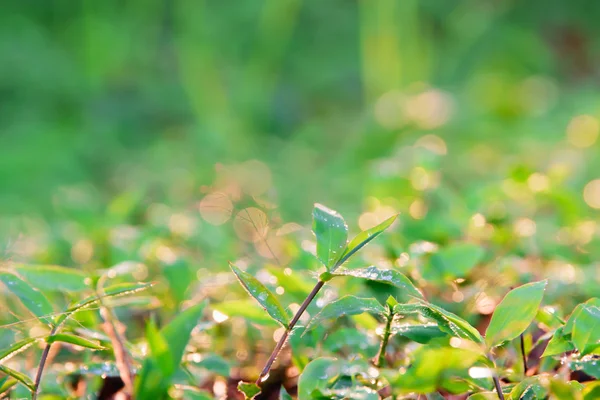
[1,0,600,399]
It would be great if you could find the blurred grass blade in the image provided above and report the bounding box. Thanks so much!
[0,376,18,394]
[212,300,279,327]
[54,282,153,327]
[0,272,54,325]
[312,204,348,269]
[485,280,547,348]
[335,215,396,268]
[146,318,174,376]
[160,301,207,371]
[332,266,422,300]
[426,243,485,282]
[305,295,386,333]
[395,301,484,344]
[13,264,89,292]
[46,334,105,350]
[0,338,38,364]
[0,365,34,392]
[230,264,290,328]
[238,381,261,399]
[571,305,600,355]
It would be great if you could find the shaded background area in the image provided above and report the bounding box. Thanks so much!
[1,1,600,398]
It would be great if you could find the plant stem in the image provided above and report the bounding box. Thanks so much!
[488,352,505,400]
[32,326,58,400]
[256,280,325,385]
[375,307,394,367]
[519,334,528,373]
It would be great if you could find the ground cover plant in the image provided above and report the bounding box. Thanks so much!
[2,1,600,399]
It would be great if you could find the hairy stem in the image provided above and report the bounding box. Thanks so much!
[32,326,58,400]
[519,334,528,373]
[488,352,505,400]
[256,280,325,385]
[375,307,394,367]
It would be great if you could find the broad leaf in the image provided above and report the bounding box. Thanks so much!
[564,298,600,335]
[333,266,422,300]
[0,365,34,392]
[305,296,386,333]
[146,319,173,376]
[336,215,397,267]
[395,302,484,344]
[238,382,261,399]
[297,357,341,400]
[583,381,600,400]
[467,393,499,400]
[0,338,38,364]
[191,354,231,377]
[391,323,448,344]
[323,328,379,357]
[0,271,54,324]
[230,264,290,328]
[14,264,88,292]
[46,333,105,350]
[312,204,348,269]
[572,305,600,355]
[485,280,547,348]
[54,282,153,327]
[569,355,600,379]
[542,326,575,357]
[425,243,485,282]
[509,376,548,399]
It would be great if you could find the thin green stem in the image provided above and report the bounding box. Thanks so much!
[32,326,58,400]
[519,334,528,373]
[375,307,394,367]
[488,352,505,400]
[256,280,325,385]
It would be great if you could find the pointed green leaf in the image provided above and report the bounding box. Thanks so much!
[0,376,17,394]
[13,264,89,292]
[541,326,575,357]
[191,354,231,377]
[572,305,600,355]
[426,243,485,282]
[583,381,600,399]
[312,204,348,269]
[0,272,54,325]
[46,334,105,350]
[230,264,290,328]
[395,301,484,344]
[467,393,502,400]
[212,300,279,327]
[297,357,342,399]
[0,365,34,392]
[237,381,261,399]
[391,323,448,344]
[54,282,153,327]
[335,215,397,268]
[332,266,423,300]
[509,376,548,399]
[0,338,38,364]
[570,355,600,379]
[146,319,174,377]
[485,280,547,348]
[161,301,207,369]
[564,298,600,335]
[305,296,386,333]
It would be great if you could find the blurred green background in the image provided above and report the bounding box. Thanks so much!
[2,1,600,294]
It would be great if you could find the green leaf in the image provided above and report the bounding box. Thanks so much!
[548,379,584,400]
[230,264,290,328]
[323,328,379,357]
[305,296,386,333]
[54,282,153,327]
[161,301,207,372]
[467,393,499,400]
[426,243,485,282]
[542,326,575,357]
[46,333,105,350]
[191,354,231,377]
[569,355,600,379]
[212,300,279,327]
[0,338,38,364]
[391,346,482,394]
[312,204,348,269]
[485,280,547,348]
[336,215,397,267]
[0,376,18,394]
[280,387,293,400]
[509,376,548,400]
[297,357,340,399]
[13,264,89,292]
[583,381,600,400]
[237,381,261,399]
[395,301,484,344]
[564,298,600,335]
[0,365,34,392]
[332,266,423,300]
[391,323,448,344]
[0,271,54,324]
[572,305,600,355]
[146,319,174,376]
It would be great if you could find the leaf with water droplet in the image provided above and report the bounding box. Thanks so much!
[564,298,600,335]
[571,305,600,355]
[312,204,348,269]
[333,266,423,301]
[485,280,547,348]
[334,214,397,269]
[230,264,290,328]
[305,296,386,333]
[569,355,600,379]
[237,381,261,399]
[395,301,484,344]
[46,333,106,350]
[0,271,54,325]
